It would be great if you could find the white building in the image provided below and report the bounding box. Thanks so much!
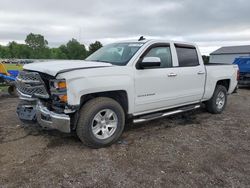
[209,45,250,64]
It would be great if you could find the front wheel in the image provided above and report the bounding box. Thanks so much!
[205,85,227,114]
[76,97,125,148]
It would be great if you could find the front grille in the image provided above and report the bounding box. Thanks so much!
[16,71,50,98]
[18,71,42,83]
[39,73,55,93]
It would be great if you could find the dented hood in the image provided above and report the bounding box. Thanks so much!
[23,60,112,76]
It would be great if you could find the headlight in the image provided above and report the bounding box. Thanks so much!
[50,79,67,90]
[50,79,67,103]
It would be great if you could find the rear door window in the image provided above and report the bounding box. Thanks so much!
[175,44,200,67]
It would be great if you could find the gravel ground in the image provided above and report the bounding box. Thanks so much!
[0,88,250,188]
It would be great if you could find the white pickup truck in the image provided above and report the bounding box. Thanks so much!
[16,39,239,148]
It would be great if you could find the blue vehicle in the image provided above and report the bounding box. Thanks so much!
[233,57,250,86]
[0,63,19,95]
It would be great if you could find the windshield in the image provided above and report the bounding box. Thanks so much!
[86,42,144,65]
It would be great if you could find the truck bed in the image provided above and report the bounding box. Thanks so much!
[202,64,238,100]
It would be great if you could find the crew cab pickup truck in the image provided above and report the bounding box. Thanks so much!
[16,39,239,148]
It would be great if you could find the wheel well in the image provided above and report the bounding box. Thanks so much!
[216,79,230,91]
[80,90,129,114]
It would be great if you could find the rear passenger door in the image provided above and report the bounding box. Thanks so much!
[172,44,206,104]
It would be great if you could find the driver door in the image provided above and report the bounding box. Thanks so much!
[134,44,180,114]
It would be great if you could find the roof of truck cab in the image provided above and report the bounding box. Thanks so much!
[113,39,149,43]
[114,39,196,46]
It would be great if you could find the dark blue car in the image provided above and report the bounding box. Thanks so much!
[233,57,250,86]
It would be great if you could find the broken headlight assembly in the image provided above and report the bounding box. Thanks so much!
[50,79,68,110]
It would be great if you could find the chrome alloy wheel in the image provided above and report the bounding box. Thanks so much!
[216,91,225,110]
[91,109,118,140]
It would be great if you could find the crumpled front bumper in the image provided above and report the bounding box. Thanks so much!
[36,101,71,133]
[17,100,71,133]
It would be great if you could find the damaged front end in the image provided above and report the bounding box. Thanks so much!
[16,71,76,133]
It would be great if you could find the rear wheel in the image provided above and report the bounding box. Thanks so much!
[205,85,227,114]
[76,97,125,148]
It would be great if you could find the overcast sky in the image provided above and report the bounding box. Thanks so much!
[0,0,250,55]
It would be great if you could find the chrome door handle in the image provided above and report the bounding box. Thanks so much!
[168,73,177,77]
[197,71,205,75]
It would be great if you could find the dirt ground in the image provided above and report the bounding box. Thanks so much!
[0,88,250,188]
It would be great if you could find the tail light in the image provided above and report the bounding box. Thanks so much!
[237,70,240,81]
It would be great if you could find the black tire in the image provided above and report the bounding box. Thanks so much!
[205,85,227,114]
[8,85,18,97]
[76,97,125,148]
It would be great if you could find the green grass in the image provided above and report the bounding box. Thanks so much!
[0,85,8,92]
[4,64,23,71]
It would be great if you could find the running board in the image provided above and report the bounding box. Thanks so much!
[133,104,201,124]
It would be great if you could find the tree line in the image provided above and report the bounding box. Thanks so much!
[0,33,211,63]
[0,33,103,60]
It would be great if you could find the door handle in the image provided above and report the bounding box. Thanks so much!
[197,71,205,75]
[168,73,177,77]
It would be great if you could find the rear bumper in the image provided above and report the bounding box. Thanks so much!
[239,73,250,85]
[17,100,71,133]
[238,80,250,85]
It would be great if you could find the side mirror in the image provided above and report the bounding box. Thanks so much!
[139,57,161,68]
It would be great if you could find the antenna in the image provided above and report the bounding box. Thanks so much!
[78,27,82,42]
[138,36,146,41]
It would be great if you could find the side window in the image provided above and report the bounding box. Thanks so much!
[175,45,199,67]
[144,46,172,68]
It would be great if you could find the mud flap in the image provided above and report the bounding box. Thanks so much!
[232,85,238,94]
